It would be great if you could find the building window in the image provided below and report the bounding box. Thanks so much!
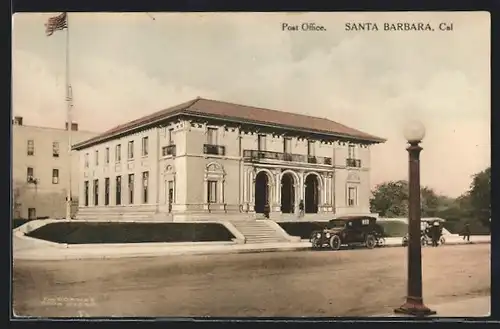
[95,150,99,166]
[308,141,315,156]
[207,180,217,203]
[348,187,357,206]
[52,169,59,184]
[167,180,175,213]
[142,137,149,156]
[168,128,174,145]
[128,141,134,159]
[27,140,34,156]
[207,127,218,145]
[84,181,89,206]
[104,178,110,206]
[93,179,99,206]
[115,144,122,162]
[116,176,122,205]
[258,134,266,151]
[105,147,110,164]
[128,174,134,204]
[84,153,89,168]
[53,142,60,157]
[284,137,292,154]
[28,208,36,220]
[27,167,34,183]
[348,144,355,159]
[142,172,149,204]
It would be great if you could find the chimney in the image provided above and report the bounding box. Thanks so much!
[13,116,23,125]
[65,122,79,131]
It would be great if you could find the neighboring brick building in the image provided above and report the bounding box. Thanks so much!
[73,98,385,221]
[12,116,99,219]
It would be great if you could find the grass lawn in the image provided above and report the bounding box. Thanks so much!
[278,220,409,239]
[277,222,326,239]
[12,219,31,229]
[26,222,235,244]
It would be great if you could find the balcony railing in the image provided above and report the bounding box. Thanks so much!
[162,144,176,157]
[346,158,362,168]
[204,144,226,156]
[243,150,332,165]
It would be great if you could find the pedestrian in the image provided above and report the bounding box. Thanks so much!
[431,221,440,247]
[298,199,305,218]
[462,223,471,242]
[263,202,270,219]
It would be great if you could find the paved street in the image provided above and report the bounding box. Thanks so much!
[13,244,490,318]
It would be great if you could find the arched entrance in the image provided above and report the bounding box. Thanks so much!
[254,171,269,213]
[281,173,295,213]
[305,174,320,214]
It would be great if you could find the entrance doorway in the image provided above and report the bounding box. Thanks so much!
[254,171,269,213]
[281,173,295,213]
[305,174,320,213]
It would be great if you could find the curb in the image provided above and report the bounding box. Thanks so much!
[13,245,314,261]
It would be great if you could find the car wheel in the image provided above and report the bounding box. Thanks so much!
[365,234,376,249]
[440,236,446,245]
[421,237,427,246]
[329,235,341,250]
[311,237,321,249]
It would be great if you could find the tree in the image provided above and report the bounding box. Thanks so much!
[370,180,445,218]
[468,167,491,227]
[370,180,409,217]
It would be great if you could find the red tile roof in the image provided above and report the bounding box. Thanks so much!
[73,98,385,149]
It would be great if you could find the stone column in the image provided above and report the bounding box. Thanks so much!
[249,170,255,211]
[243,169,248,203]
[220,179,225,205]
[322,173,327,206]
[272,171,281,212]
[297,171,305,215]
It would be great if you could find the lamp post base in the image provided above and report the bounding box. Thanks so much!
[394,301,436,317]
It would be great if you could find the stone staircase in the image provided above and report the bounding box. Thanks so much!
[230,220,294,244]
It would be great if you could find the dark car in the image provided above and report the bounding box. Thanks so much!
[310,216,379,250]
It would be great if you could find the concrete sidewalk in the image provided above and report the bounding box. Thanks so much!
[378,296,490,318]
[13,233,490,261]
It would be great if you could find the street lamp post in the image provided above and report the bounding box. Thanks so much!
[394,121,436,317]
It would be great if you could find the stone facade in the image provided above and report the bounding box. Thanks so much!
[12,118,99,219]
[75,109,381,221]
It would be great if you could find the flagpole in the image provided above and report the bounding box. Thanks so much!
[65,12,73,220]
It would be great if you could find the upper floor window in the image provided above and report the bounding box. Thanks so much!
[105,147,110,164]
[142,137,149,156]
[52,142,60,157]
[115,144,121,162]
[308,141,316,156]
[168,128,174,145]
[27,140,34,156]
[27,167,34,182]
[348,144,355,158]
[84,153,89,168]
[52,169,59,184]
[207,127,218,145]
[95,150,99,166]
[258,135,267,151]
[128,141,134,159]
[284,137,292,154]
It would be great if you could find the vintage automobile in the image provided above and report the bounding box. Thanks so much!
[402,230,446,247]
[310,216,381,250]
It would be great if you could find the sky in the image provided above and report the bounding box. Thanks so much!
[12,12,490,198]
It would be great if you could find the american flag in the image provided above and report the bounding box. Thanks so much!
[44,12,67,36]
